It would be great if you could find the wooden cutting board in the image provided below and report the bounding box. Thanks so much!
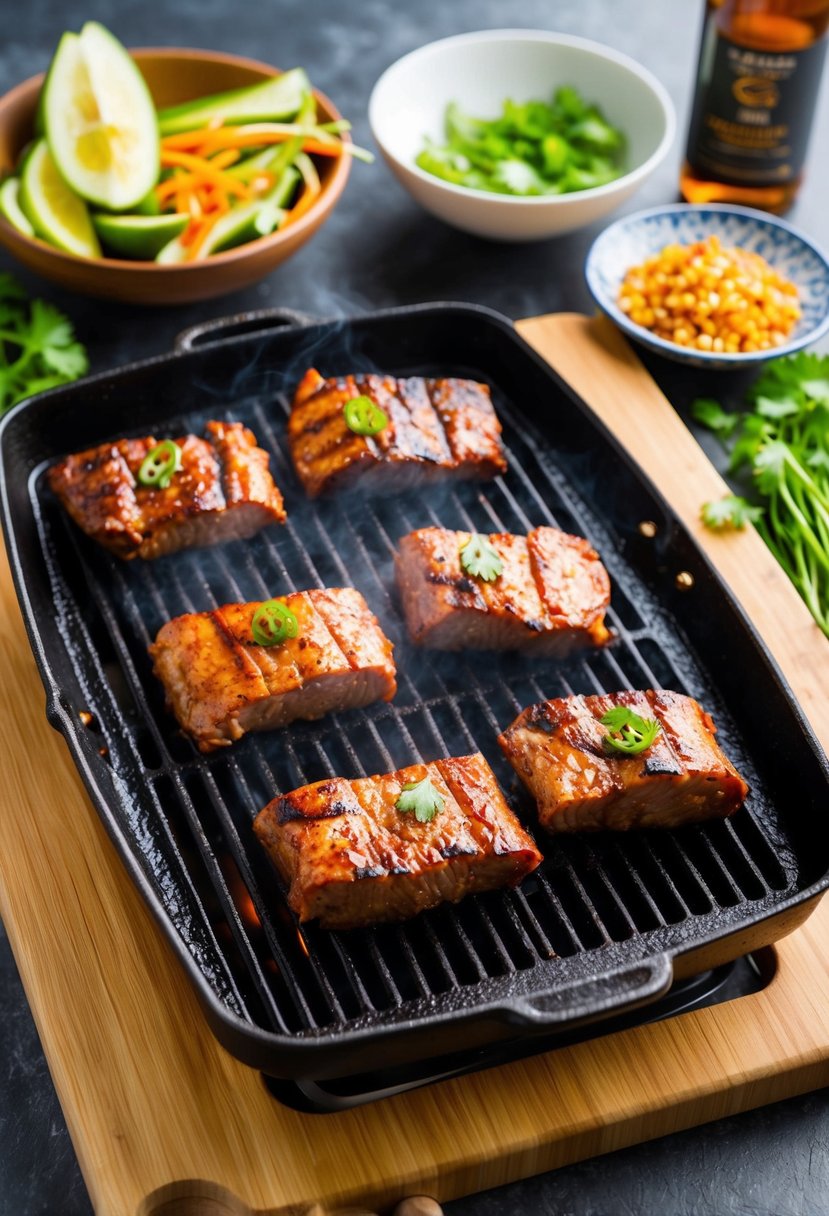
[2,313,829,1216]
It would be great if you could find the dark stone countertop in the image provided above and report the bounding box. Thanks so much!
[1,2,828,1213]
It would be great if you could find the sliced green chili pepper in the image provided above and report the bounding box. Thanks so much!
[137,439,182,490]
[251,599,299,647]
[343,394,389,436]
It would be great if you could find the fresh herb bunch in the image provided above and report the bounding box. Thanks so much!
[416,87,626,196]
[695,352,829,637]
[0,273,88,416]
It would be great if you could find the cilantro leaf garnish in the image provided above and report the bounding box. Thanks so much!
[459,533,503,582]
[600,707,661,755]
[395,775,445,823]
[701,495,764,531]
[691,397,740,438]
[0,275,88,416]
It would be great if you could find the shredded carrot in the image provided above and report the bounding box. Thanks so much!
[209,148,241,170]
[159,149,254,195]
[281,181,321,227]
[161,125,342,159]
[187,213,223,259]
[155,177,184,203]
[153,119,333,257]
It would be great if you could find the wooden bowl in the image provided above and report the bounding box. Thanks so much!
[0,49,351,305]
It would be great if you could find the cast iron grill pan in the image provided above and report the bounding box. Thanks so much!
[2,304,827,1081]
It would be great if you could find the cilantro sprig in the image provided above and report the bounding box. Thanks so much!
[0,273,88,416]
[459,533,503,582]
[694,353,829,637]
[600,707,661,755]
[395,775,445,823]
[700,495,764,532]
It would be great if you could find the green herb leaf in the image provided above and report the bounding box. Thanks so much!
[459,533,503,582]
[600,707,661,755]
[755,394,800,419]
[0,277,88,416]
[701,495,764,531]
[801,377,829,404]
[395,775,445,823]
[691,397,741,437]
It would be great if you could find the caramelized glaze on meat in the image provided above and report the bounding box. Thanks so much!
[149,587,396,752]
[288,369,507,498]
[253,753,542,929]
[499,690,749,833]
[395,526,611,653]
[47,420,286,560]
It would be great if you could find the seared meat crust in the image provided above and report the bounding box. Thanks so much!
[395,526,611,653]
[288,369,507,498]
[47,420,286,560]
[499,690,749,833]
[149,587,396,752]
[253,752,542,929]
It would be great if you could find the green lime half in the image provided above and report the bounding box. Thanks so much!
[42,23,159,211]
[0,177,35,237]
[19,140,100,257]
[92,211,188,259]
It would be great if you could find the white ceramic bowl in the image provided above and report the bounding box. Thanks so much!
[368,29,675,242]
[585,203,829,369]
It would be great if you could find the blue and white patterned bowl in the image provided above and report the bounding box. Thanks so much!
[585,204,829,369]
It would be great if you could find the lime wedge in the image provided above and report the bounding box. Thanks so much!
[156,68,310,137]
[155,235,189,265]
[19,140,100,257]
[0,177,35,237]
[92,211,188,258]
[42,23,159,211]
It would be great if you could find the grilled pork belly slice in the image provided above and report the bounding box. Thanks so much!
[48,420,286,560]
[149,587,396,753]
[288,369,507,498]
[499,690,749,833]
[253,753,542,929]
[395,526,611,653]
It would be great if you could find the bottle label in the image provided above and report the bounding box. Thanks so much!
[687,24,827,186]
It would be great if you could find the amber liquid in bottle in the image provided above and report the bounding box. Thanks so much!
[681,0,829,213]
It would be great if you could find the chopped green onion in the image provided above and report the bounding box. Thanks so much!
[343,395,389,436]
[137,439,182,489]
[251,600,299,647]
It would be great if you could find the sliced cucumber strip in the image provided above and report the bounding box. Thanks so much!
[157,68,311,136]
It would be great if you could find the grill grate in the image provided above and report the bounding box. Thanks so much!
[10,305,826,1079]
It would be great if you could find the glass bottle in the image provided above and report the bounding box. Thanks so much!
[680,0,829,213]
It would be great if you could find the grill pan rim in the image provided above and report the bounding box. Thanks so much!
[1,301,828,1077]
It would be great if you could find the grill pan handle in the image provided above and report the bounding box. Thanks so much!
[174,307,320,352]
[501,953,673,1029]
